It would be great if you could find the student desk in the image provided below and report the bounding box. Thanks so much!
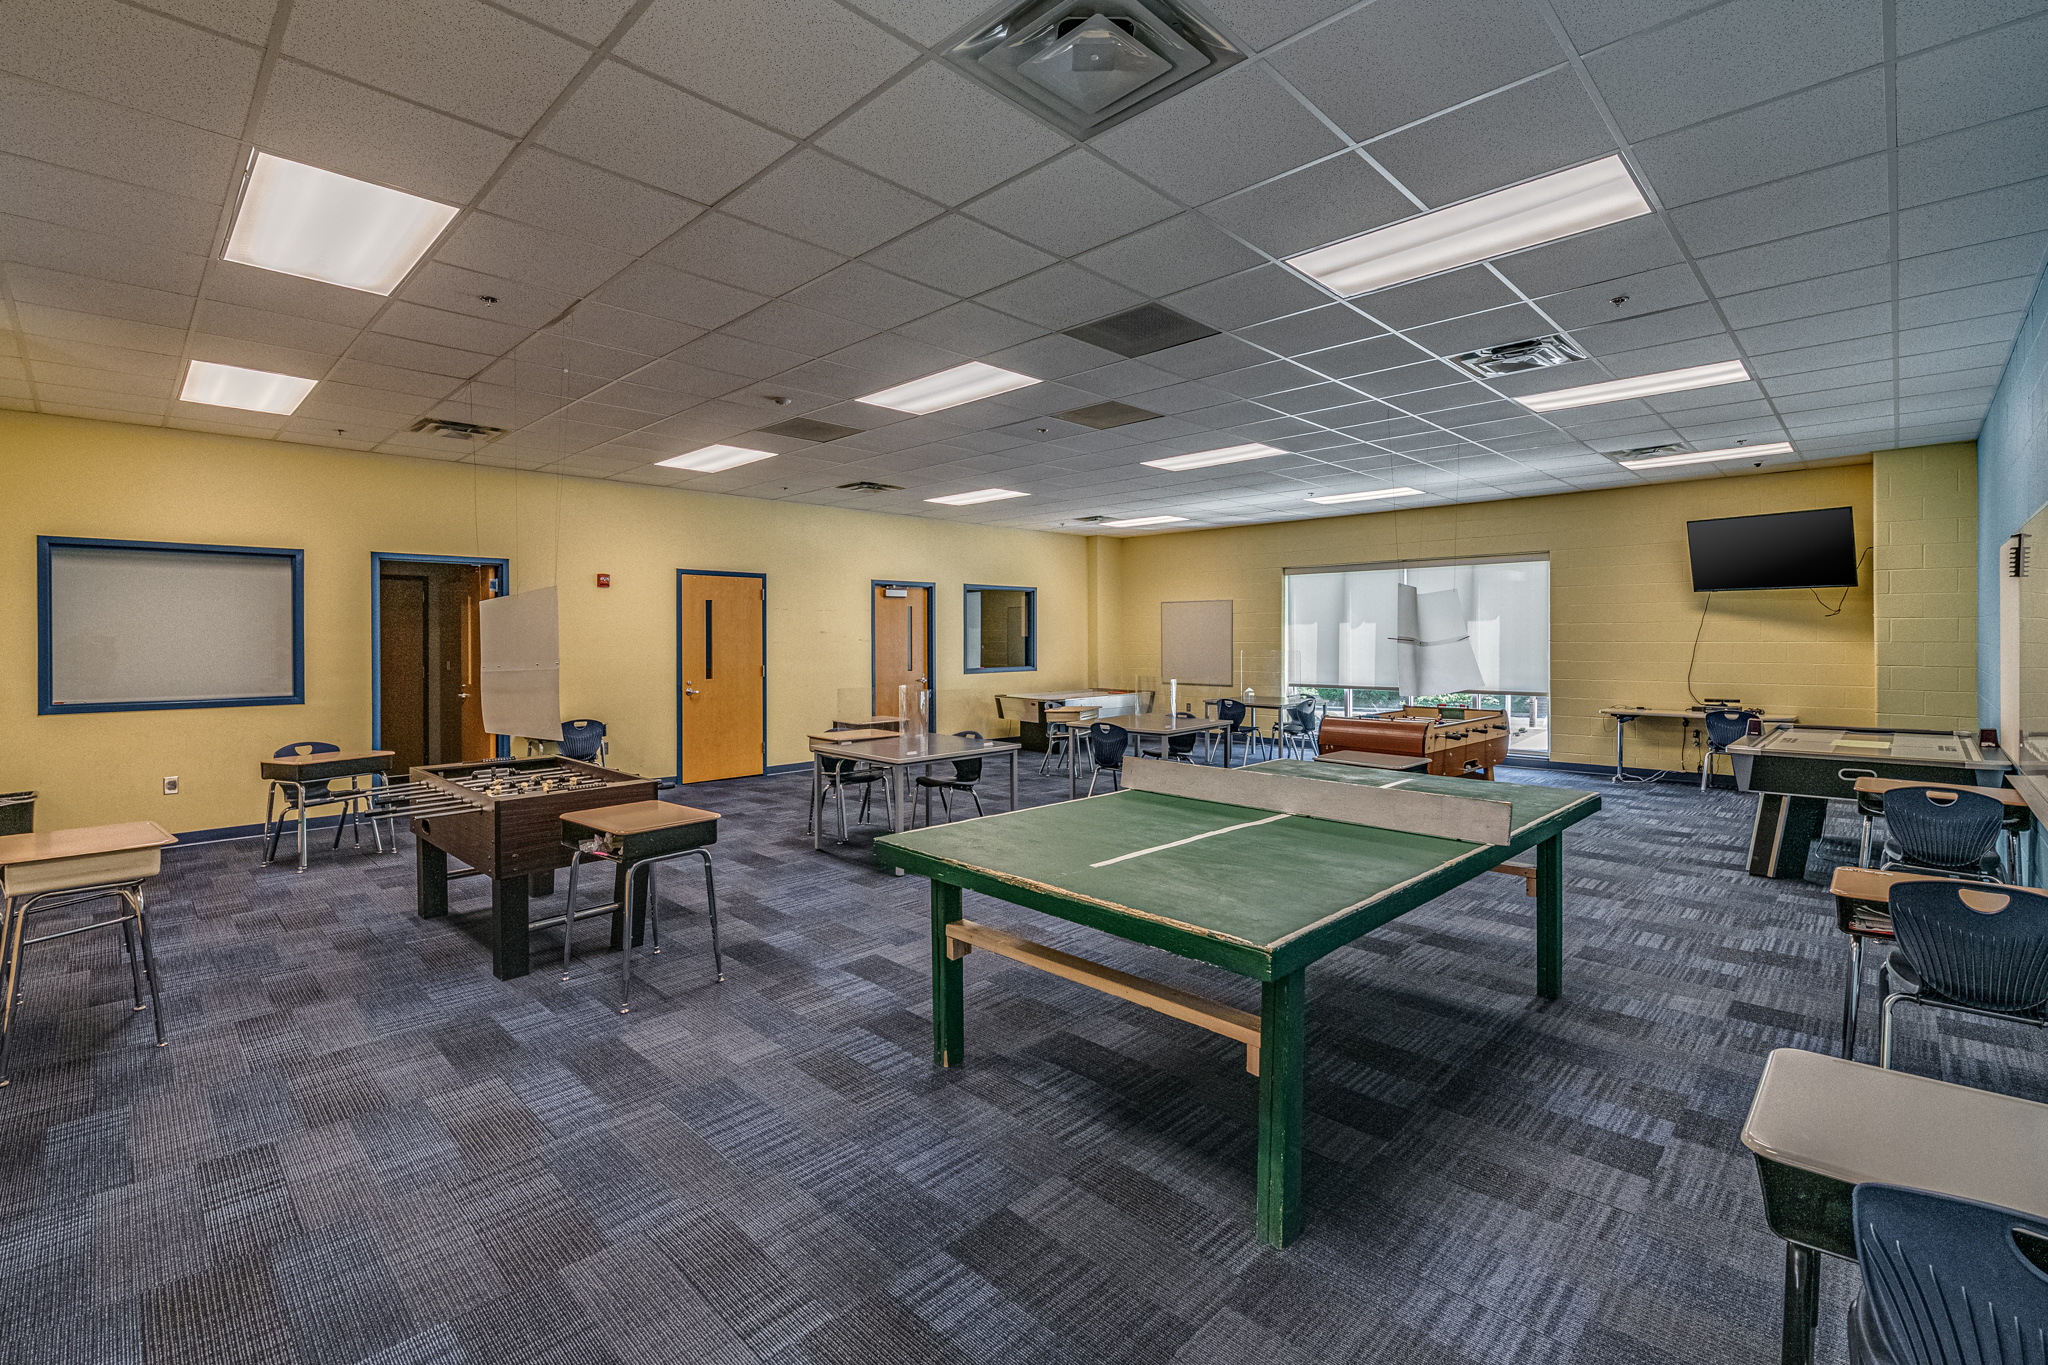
[809,732,1021,860]
[1850,775,2033,879]
[1742,1047,2048,1365]
[260,748,394,872]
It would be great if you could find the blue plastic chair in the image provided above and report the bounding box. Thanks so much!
[560,719,609,766]
[1699,708,1758,789]
[1086,722,1129,796]
[1848,1183,2048,1365]
[1880,786,2007,880]
[1878,878,2048,1068]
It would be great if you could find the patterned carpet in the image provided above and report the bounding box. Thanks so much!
[1,753,2040,1365]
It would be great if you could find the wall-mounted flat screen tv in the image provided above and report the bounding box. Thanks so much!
[1686,506,1858,592]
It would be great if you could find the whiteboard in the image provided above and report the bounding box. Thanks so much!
[479,586,560,740]
[44,541,300,708]
[1160,600,1232,684]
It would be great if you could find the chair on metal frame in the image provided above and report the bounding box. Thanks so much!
[816,754,884,843]
[560,719,610,766]
[1846,1183,2048,1365]
[1215,698,1257,764]
[1698,707,1759,790]
[1879,786,2007,881]
[1164,722,1203,764]
[1274,698,1320,761]
[263,742,374,866]
[1877,877,2048,1069]
[915,732,987,825]
[1085,723,1129,796]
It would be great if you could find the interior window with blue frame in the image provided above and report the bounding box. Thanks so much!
[964,585,1035,673]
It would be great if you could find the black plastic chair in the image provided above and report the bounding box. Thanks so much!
[1878,878,2048,1068]
[817,755,883,842]
[1880,786,2007,880]
[1848,1183,2048,1365]
[1275,699,1320,761]
[561,719,609,766]
[1086,722,1129,796]
[916,732,986,825]
[1215,698,1256,764]
[264,741,372,863]
[1699,708,1758,789]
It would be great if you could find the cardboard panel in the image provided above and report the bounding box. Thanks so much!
[1160,599,1232,685]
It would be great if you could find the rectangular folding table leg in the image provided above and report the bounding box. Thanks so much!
[1536,832,1563,1000]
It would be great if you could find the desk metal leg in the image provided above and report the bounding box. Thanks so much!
[1613,716,1627,780]
[810,756,823,849]
[1536,832,1564,1000]
[931,880,964,1067]
[1009,751,1018,811]
[1781,1243,1820,1365]
[1255,970,1306,1248]
[297,783,310,874]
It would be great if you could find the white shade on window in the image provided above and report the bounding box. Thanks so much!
[1284,557,1550,696]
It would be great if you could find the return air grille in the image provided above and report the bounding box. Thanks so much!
[1064,302,1219,358]
[1056,401,1162,430]
[837,481,903,492]
[409,417,503,441]
[759,417,862,442]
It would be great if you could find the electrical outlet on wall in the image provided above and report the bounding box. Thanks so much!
[162,776,179,795]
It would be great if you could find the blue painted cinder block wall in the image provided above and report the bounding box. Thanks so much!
[1977,261,2048,728]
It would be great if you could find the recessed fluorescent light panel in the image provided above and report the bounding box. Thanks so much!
[1306,487,1425,505]
[1286,155,1652,297]
[1516,360,1751,412]
[858,362,1039,415]
[1142,443,1286,471]
[656,444,777,472]
[926,488,1029,506]
[224,153,458,295]
[179,360,316,415]
[1619,442,1795,470]
[1102,516,1187,527]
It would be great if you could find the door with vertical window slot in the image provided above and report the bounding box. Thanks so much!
[677,572,765,782]
[873,583,932,729]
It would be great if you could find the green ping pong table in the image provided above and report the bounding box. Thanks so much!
[873,757,1601,1246]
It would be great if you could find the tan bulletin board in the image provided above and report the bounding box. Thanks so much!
[1160,599,1233,685]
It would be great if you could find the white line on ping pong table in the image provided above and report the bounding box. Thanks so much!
[1089,812,1291,868]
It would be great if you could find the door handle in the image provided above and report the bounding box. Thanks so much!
[684,682,700,697]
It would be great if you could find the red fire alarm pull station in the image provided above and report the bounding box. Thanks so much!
[596,574,611,588]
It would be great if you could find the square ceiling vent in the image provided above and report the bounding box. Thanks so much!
[945,1,1246,138]
[1449,334,1588,380]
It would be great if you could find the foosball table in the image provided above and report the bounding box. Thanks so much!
[377,757,660,979]
[1317,706,1510,778]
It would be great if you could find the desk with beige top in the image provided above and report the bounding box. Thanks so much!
[997,690,1142,750]
[0,821,179,1084]
[1742,1047,2048,1365]
[809,731,1022,856]
[260,747,394,872]
[1600,707,1797,781]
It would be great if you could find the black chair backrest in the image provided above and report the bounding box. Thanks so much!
[1702,708,1758,747]
[1886,786,2006,870]
[561,719,607,761]
[1166,730,1199,755]
[1889,879,2048,1013]
[820,755,865,777]
[275,741,340,802]
[1090,722,1129,768]
[1285,699,1317,730]
[950,732,983,783]
[1216,699,1247,728]
[1852,1183,2048,1365]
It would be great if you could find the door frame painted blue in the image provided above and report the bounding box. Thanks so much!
[871,579,937,733]
[676,568,768,782]
[370,552,512,761]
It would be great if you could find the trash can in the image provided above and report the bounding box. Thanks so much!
[0,792,33,835]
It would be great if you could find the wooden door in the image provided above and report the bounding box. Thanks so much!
[379,575,429,771]
[458,565,494,761]
[873,584,930,727]
[678,573,765,781]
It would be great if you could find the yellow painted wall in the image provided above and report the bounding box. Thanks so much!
[0,411,1089,833]
[1872,442,1978,729]
[1101,464,1883,773]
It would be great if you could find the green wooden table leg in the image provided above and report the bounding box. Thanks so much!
[1255,969,1306,1247]
[1536,831,1563,1000]
[931,880,964,1068]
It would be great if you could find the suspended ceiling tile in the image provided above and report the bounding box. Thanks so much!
[2,0,261,136]
[1632,69,1889,209]
[818,62,1072,205]
[721,149,941,257]
[1092,64,1344,205]
[864,216,1054,298]
[1668,155,1890,259]
[479,147,704,257]
[0,71,245,202]
[258,60,515,202]
[538,61,794,202]
[1370,71,1616,211]
[616,0,916,138]
[962,150,1178,258]
[1895,12,2048,142]
[1073,213,1263,299]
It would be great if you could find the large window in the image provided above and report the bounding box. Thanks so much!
[964,585,1034,672]
[1285,555,1550,753]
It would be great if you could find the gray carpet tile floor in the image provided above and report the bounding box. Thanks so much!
[2,752,2041,1365]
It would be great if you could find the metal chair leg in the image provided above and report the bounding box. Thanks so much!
[1841,935,1862,1059]
[261,784,278,865]
[121,918,145,1010]
[131,889,164,1045]
[620,860,653,1014]
[0,894,26,1086]
[701,853,722,983]
[1878,963,1900,1069]
[1859,815,1874,868]
[562,849,584,979]
[968,789,983,818]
